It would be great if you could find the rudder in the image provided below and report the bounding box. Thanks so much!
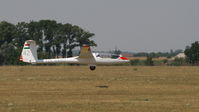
[20,40,38,63]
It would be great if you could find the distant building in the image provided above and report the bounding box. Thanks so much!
[171,53,186,60]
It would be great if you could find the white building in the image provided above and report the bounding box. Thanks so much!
[171,53,186,60]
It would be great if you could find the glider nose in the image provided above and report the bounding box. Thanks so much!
[119,56,130,62]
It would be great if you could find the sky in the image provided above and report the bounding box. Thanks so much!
[0,0,199,52]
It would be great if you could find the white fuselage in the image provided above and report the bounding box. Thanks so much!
[36,55,129,65]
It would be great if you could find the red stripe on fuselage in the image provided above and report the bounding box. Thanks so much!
[20,56,23,61]
[120,57,128,60]
[24,44,30,46]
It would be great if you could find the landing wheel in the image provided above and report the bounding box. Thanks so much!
[90,66,96,71]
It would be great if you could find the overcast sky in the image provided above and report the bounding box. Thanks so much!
[0,0,199,52]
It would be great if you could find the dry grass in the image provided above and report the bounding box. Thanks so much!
[0,66,199,112]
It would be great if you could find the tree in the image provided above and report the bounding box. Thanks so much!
[76,28,96,47]
[0,52,4,65]
[39,20,58,57]
[0,21,19,65]
[66,25,79,57]
[27,21,43,51]
[145,55,154,66]
[0,42,20,65]
[0,20,96,65]
[184,41,199,65]
[112,48,121,55]
[61,24,96,57]
[14,22,29,48]
[0,21,16,46]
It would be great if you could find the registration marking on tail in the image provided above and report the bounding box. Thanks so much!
[24,44,30,49]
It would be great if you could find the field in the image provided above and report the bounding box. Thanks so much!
[0,66,199,112]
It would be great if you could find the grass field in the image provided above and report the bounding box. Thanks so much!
[0,66,199,112]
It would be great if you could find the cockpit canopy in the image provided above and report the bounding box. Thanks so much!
[94,53,120,59]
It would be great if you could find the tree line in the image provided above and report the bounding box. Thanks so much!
[0,20,96,65]
[133,49,183,58]
[131,41,199,66]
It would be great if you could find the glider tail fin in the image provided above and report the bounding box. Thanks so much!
[20,40,38,63]
[78,44,94,59]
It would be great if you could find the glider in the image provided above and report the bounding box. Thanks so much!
[20,40,129,70]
